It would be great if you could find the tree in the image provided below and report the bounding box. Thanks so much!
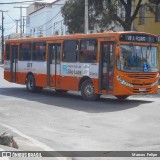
[91,0,143,31]
[61,0,84,33]
[147,0,160,15]
[61,0,96,33]
[61,0,143,33]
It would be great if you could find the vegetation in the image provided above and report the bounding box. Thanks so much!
[147,0,160,15]
[61,0,143,33]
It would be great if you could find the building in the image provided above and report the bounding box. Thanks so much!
[26,0,67,37]
[26,0,126,37]
[133,0,160,70]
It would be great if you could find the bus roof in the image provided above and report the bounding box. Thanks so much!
[5,31,157,43]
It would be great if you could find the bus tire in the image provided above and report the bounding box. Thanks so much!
[115,95,129,100]
[81,79,99,101]
[26,75,36,93]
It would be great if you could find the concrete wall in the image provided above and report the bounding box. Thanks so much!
[26,0,67,37]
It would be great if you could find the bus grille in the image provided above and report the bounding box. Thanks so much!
[132,88,151,94]
[127,73,157,79]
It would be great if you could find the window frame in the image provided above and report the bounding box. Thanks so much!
[79,38,98,63]
[32,41,46,62]
[19,42,32,61]
[5,43,10,60]
[62,40,78,62]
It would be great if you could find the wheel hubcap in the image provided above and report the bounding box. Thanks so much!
[84,84,94,97]
[28,80,33,89]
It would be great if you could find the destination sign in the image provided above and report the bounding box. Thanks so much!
[120,34,158,43]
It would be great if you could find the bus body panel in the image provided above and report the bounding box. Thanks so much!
[3,31,159,99]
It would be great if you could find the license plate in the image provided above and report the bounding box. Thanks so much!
[139,88,146,91]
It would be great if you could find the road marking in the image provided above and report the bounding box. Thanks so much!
[0,148,10,160]
[1,124,72,160]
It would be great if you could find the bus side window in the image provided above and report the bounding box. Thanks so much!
[79,39,97,63]
[5,44,10,60]
[32,42,46,61]
[63,40,78,62]
[19,43,31,61]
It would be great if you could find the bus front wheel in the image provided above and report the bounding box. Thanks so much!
[26,75,36,93]
[81,80,99,101]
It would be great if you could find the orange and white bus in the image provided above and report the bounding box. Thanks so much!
[4,31,159,100]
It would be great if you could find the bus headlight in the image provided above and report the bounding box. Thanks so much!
[117,76,133,87]
[151,80,158,86]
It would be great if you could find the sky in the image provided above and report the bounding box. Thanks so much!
[0,0,55,35]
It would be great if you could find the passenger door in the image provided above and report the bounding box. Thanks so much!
[100,42,114,93]
[11,45,18,82]
[47,43,61,88]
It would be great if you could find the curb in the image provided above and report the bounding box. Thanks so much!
[1,124,72,160]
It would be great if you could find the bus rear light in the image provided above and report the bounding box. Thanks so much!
[117,76,133,87]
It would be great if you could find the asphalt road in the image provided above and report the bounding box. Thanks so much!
[0,66,160,160]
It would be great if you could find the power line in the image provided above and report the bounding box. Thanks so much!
[5,25,16,31]
[5,12,21,31]
[5,12,16,23]
[31,19,64,36]
[29,10,61,29]
[4,21,15,25]
[0,0,42,5]
[14,6,27,38]
[15,20,20,33]
[44,20,64,32]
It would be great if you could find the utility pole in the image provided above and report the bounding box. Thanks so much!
[15,20,20,34]
[14,6,27,38]
[0,10,8,64]
[84,0,88,34]
[22,16,26,33]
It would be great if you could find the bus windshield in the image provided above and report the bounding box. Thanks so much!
[117,45,158,72]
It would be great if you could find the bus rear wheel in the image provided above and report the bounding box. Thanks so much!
[26,75,36,93]
[115,95,129,100]
[81,80,99,101]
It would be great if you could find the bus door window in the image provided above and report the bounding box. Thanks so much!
[11,45,18,82]
[49,44,61,64]
[11,46,18,64]
[49,45,55,64]
[101,42,114,91]
[32,42,46,61]
[5,44,10,60]
[47,43,61,87]
[79,39,97,63]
